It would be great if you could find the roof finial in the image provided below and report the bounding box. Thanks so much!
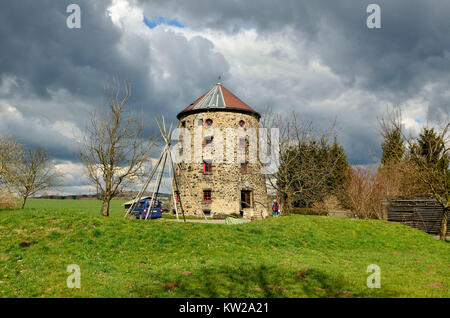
[217,75,221,84]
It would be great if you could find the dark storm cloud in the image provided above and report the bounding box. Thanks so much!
[140,0,450,117]
[1,0,449,194]
[0,0,229,162]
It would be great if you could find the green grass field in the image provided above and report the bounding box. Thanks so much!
[0,198,449,297]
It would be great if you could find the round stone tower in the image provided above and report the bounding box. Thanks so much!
[172,83,268,219]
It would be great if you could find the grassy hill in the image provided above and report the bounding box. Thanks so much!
[0,200,449,297]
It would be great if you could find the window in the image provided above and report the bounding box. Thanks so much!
[181,121,186,128]
[204,161,213,174]
[203,209,211,216]
[240,162,248,174]
[239,120,245,127]
[198,119,203,126]
[239,137,248,147]
[175,192,179,202]
[203,190,212,202]
[204,136,214,145]
[205,118,213,126]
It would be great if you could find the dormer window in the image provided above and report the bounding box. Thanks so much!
[239,137,248,148]
[204,161,213,174]
[203,190,212,202]
[204,136,214,145]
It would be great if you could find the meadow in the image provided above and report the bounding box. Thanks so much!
[0,198,448,297]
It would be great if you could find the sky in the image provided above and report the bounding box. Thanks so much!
[0,0,449,195]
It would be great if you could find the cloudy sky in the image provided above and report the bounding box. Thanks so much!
[0,0,449,195]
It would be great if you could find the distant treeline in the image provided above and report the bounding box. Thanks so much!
[37,192,171,200]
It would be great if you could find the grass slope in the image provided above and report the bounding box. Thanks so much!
[0,203,449,297]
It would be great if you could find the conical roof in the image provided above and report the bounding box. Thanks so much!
[177,83,260,119]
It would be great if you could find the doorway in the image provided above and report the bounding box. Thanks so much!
[241,190,252,210]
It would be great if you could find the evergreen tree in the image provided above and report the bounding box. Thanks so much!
[381,127,405,165]
[328,137,349,191]
[414,128,446,167]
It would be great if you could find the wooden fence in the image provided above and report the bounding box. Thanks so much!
[383,200,449,235]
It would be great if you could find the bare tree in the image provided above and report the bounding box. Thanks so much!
[408,122,449,240]
[79,78,156,216]
[260,108,347,212]
[0,135,22,186]
[8,148,61,208]
[383,109,450,240]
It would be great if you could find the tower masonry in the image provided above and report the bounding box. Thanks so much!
[172,83,268,219]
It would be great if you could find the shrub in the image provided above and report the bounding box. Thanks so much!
[312,195,344,211]
[342,167,385,219]
[0,189,20,210]
[286,207,328,216]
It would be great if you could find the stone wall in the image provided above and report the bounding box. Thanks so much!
[170,110,268,219]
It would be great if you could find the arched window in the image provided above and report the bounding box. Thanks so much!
[205,118,213,126]
[239,120,245,127]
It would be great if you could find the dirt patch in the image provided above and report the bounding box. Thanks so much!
[182,271,193,276]
[295,272,308,279]
[19,241,37,247]
[341,290,357,296]
[425,282,446,290]
[162,282,180,291]
[266,285,286,292]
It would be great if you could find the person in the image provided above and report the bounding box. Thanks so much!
[272,199,280,217]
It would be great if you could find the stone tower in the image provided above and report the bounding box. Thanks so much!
[172,83,268,219]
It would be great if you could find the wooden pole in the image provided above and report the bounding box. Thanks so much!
[145,151,167,220]
[168,151,187,222]
[124,143,168,218]
[167,152,180,222]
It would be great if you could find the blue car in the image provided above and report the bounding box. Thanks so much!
[131,198,162,219]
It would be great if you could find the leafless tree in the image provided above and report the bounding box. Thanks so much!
[260,108,346,212]
[8,148,61,208]
[0,135,22,186]
[385,111,450,240]
[409,122,449,240]
[79,78,156,216]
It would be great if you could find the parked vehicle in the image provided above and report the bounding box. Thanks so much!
[127,198,163,219]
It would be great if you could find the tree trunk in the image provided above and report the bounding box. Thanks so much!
[21,196,27,209]
[439,209,448,241]
[102,198,110,217]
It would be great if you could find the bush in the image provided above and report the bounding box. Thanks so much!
[312,195,343,211]
[0,190,20,210]
[342,167,385,219]
[286,207,328,216]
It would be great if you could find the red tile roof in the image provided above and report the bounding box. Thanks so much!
[177,83,260,118]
